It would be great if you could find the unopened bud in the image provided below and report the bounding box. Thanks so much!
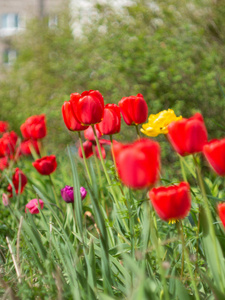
[2,193,10,207]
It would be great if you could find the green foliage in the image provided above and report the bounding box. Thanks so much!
[0,0,225,153]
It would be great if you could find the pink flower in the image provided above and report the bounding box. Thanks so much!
[25,199,44,214]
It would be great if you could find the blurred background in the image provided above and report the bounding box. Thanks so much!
[0,0,225,153]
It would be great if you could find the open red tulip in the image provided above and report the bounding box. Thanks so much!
[149,182,191,222]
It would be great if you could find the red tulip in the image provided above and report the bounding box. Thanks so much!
[97,104,121,135]
[0,157,8,171]
[33,155,57,175]
[0,121,8,133]
[149,182,191,222]
[167,113,208,156]
[0,131,18,157]
[113,138,160,189]
[7,168,27,198]
[78,140,106,159]
[70,90,104,125]
[84,125,101,143]
[20,139,40,156]
[25,199,44,214]
[119,94,148,126]
[218,203,225,228]
[21,114,47,140]
[62,100,88,131]
[203,138,225,176]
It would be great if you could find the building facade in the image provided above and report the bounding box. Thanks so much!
[0,0,64,67]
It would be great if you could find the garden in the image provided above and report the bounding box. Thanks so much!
[1,89,225,299]
[1,1,225,299]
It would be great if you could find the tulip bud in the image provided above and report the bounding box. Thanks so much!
[25,199,44,214]
[70,90,104,125]
[119,94,148,125]
[61,185,87,203]
[168,113,208,156]
[33,155,57,175]
[203,138,225,176]
[113,138,160,189]
[2,193,10,207]
[62,100,88,131]
[97,104,121,135]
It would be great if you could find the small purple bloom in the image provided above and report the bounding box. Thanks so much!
[61,185,87,203]
[80,187,87,200]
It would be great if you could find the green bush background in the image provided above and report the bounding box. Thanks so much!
[0,0,225,151]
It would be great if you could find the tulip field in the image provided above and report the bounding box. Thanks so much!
[1,90,225,299]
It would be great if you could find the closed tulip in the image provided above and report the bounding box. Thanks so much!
[218,203,225,228]
[61,185,87,203]
[84,125,101,143]
[25,199,44,214]
[78,140,106,159]
[119,94,148,126]
[20,139,40,156]
[97,104,121,135]
[0,121,8,133]
[167,113,208,156]
[203,138,225,176]
[0,157,8,171]
[70,90,104,125]
[149,182,191,222]
[113,138,160,189]
[21,114,47,140]
[62,100,88,131]
[33,155,57,175]
[7,168,27,198]
[0,131,18,157]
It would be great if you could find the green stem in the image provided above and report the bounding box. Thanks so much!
[135,124,140,139]
[110,135,118,176]
[93,147,105,205]
[151,213,170,300]
[193,154,224,292]
[78,131,92,184]
[92,125,129,232]
[49,175,60,207]
[179,155,187,182]
[177,222,200,300]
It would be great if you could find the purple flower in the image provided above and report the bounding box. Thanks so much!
[80,187,87,200]
[61,185,87,203]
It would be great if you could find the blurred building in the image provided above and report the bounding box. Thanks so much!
[0,0,64,67]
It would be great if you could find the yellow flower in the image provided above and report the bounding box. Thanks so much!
[141,109,182,137]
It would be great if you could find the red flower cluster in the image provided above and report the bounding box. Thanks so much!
[7,168,27,198]
[113,139,160,189]
[78,126,110,160]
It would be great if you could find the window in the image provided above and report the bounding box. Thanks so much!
[3,49,17,66]
[1,14,19,29]
[48,15,58,28]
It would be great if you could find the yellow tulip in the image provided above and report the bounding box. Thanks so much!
[141,109,182,137]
